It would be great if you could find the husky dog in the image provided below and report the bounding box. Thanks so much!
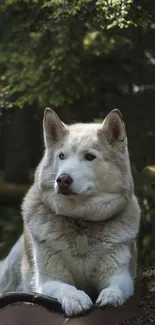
[0,108,140,316]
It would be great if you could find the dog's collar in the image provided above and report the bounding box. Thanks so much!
[59,213,118,224]
[58,213,118,233]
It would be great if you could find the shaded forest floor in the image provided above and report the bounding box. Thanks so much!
[120,267,155,325]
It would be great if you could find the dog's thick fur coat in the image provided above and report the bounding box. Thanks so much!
[0,108,140,316]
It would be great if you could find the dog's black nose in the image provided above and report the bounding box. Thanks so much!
[56,174,73,190]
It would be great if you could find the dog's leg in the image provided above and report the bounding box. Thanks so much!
[31,236,93,316]
[39,280,92,316]
[96,271,134,307]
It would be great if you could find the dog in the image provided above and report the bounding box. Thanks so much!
[0,108,141,316]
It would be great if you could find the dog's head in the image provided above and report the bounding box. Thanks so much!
[36,108,133,220]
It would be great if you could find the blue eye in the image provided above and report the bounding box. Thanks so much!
[59,152,65,160]
[84,153,96,161]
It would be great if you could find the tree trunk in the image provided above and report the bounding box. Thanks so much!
[3,106,30,184]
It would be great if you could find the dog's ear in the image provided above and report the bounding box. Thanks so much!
[99,109,126,146]
[43,108,68,146]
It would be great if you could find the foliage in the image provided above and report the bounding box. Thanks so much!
[0,0,151,109]
[134,170,155,267]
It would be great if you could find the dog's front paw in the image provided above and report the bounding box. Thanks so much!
[61,289,92,316]
[96,287,125,307]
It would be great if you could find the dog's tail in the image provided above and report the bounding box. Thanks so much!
[0,235,24,294]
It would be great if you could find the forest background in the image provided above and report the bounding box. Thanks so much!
[0,0,155,268]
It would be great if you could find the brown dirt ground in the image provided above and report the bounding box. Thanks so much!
[119,267,155,325]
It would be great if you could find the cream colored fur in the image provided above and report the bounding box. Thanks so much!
[0,108,140,317]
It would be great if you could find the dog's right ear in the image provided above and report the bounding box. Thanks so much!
[43,108,68,147]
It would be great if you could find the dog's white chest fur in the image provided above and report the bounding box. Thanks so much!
[31,212,134,294]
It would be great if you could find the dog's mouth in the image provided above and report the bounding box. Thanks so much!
[57,188,77,196]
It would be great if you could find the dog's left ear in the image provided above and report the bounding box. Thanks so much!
[99,109,126,146]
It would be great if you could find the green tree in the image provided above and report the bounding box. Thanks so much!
[0,0,150,110]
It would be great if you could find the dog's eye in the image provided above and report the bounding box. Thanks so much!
[59,152,65,160]
[84,153,96,161]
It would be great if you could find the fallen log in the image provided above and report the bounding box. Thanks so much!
[0,183,29,205]
[0,268,154,325]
